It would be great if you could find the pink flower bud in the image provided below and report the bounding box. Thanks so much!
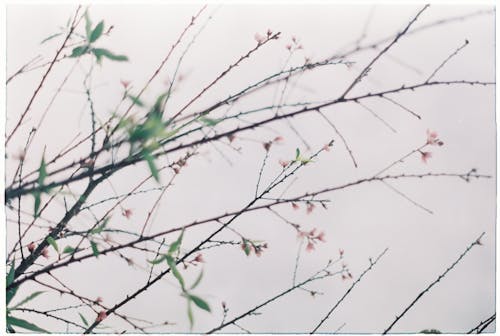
[120,80,130,89]
[254,33,265,44]
[292,203,299,210]
[96,311,107,322]
[306,242,315,252]
[27,242,35,253]
[122,209,133,219]
[420,151,432,164]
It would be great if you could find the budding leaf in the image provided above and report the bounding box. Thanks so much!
[166,255,185,291]
[127,94,145,107]
[7,316,48,333]
[46,236,59,253]
[92,48,128,62]
[84,11,92,40]
[187,301,194,330]
[89,20,104,43]
[190,269,203,290]
[189,294,211,312]
[91,217,109,234]
[199,117,220,127]
[91,241,99,257]
[148,254,167,265]
[79,313,89,327]
[70,45,90,58]
[11,291,45,310]
[143,150,160,182]
[62,246,76,254]
[295,148,300,160]
[168,229,184,255]
[40,32,63,44]
[7,261,15,286]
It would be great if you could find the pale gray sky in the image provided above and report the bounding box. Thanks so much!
[5,3,495,334]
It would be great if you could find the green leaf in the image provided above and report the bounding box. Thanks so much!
[147,254,167,265]
[7,261,15,286]
[187,300,194,330]
[40,32,63,44]
[190,269,203,290]
[90,241,99,257]
[6,286,18,306]
[127,94,145,107]
[33,191,41,218]
[189,294,211,312]
[46,236,58,253]
[199,117,220,127]
[62,246,76,254]
[242,239,251,256]
[295,148,300,160]
[168,229,184,255]
[6,316,48,333]
[89,20,104,43]
[69,45,90,58]
[92,48,128,62]
[143,150,160,182]
[166,255,185,291]
[90,217,109,234]
[84,11,92,40]
[11,291,45,309]
[78,313,89,327]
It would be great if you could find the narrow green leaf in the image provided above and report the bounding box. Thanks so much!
[79,313,89,327]
[90,241,99,257]
[62,246,76,254]
[295,148,300,160]
[70,45,90,58]
[168,229,184,255]
[187,300,194,330]
[189,294,211,312]
[11,291,45,309]
[89,20,104,43]
[92,48,128,62]
[84,11,92,40]
[40,32,63,44]
[190,269,203,290]
[199,117,220,127]
[143,151,160,182]
[33,191,41,218]
[7,286,18,306]
[7,261,15,286]
[46,236,58,253]
[39,155,47,185]
[126,94,145,107]
[7,316,48,333]
[90,217,109,234]
[147,254,167,265]
[242,239,251,256]
[166,255,185,291]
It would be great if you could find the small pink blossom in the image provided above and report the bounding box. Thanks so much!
[27,242,35,253]
[263,141,272,152]
[426,129,439,145]
[285,44,292,50]
[41,247,49,259]
[323,144,331,152]
[309,228,317,237]
[339,248,344,257]
[279,160,289,168]
[266,29,272,37]
[306,242,315,252]
[228,134,236,143]
[306,203,315,214]
[292,203,299,210]
[273,136,284,143]
[95,297,103,304]
[254,33,265,44]
[316,231,326,242]
[341,274,347,281]
[96,310,107,322]
[421,151,432,164]
[122,209,133,219]
[194,253,204,263]
[120,80,130,89]
[222,301,227,309]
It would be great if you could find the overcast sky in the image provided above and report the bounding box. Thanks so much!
[5,3,496,334]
